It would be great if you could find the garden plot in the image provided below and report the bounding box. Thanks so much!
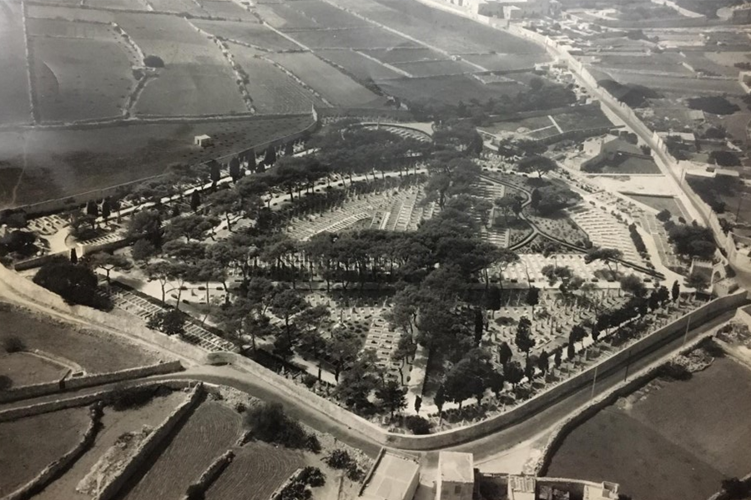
[114,13,247,116]
[121,401,242,500]
[269,52,386,107]
[284,27,416,50]
[376,75,525,105]
[30,31,136,122]
[391,59,478,77]
[546,357,751,500]
[227,44,325,114]
[554,107,614,133]
[0,304,158,372]
[34,391,187,500]
[198,0,258,21]
[626,194,688,219]
[204,441,304,500]
[0,114,313,207]
[0,0,32,125]
[315,50,403,81]
[190,20,301,52]
[0,407,91,497]
[0,351,68,387]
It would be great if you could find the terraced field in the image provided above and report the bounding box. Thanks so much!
[269,52,386,107]
[205,441,305,500]
[0,407,91,497]
[120,401,242,500]
[391,59,477,77]
[316,50,404,80]
[228,44,326,114]
[286,27,416,50]
[0,0,32,125]
[190,19,301,52]
[0,351,67,387]
[376,75,525,105]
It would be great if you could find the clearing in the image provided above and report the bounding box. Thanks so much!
[546,357,751,500]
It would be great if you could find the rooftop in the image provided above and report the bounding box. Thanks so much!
[439,451,474,483]
[360,451,420,500]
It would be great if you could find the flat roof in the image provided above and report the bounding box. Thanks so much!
[439,451,474,483]
[361,452,419,500]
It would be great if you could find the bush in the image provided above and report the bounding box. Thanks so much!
[305,434,321,453]
[144,54,165,68]
[33,258,112,310]
[701,339,725,358]
[299,466,326,487]
[324,449,355,470]
[404,415,433,435]
[302,374,317,388]
[658,362,692,381]
[244,402,311,449]
[0,375,12,390]
[346,464,364,481]
[111,386,157,411]
[3,336,25,353]
[186,484,204,500]
[687,96,740,116]
[656,209,671,222]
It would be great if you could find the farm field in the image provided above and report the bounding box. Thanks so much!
[199,0,257,21]
[363,47,446,64]
[31,36,135,122]
[376,75,525,105]
[27,4,117,22]
[147,0,204,15]
[0,407,91,497]
[260,0,369,28]
[0,303,159,373]
[227,44,327,113]
[284,27,416,50]
[190,20,301,52]
[554,107,614,132]
[0,0,32,125]
[83,0,149,10]
[315,50,404,80]
[113,13,247,116]
[391,59,478,77]
[604,70,744,96]
[546,357,751,500]
[593,153,661,174]
[33,391,187,500]
[0,114,313,208]
[626,194,689,218]
[461,53,545,72]
[269,52,387,107]
[119,401,242,500]
[0,351,67,387]
[26,17,114,38]
[204,441,305,500]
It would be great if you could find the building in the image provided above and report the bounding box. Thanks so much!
[360,451,420,500]
[436,452,474,500]
[508,475,536,500]
[739,71,751,94]
[580,134,648,171]
[194,134,212,148]
[445,0,549,18]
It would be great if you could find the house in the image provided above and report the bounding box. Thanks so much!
[436,452,474,500]
[194,134,212,148]
[446,0,550,18]
[580,134,645,171]
[360,451,420,500]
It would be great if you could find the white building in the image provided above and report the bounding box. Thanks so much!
[436,452,474,500]
[360,451,420,500]
[445,0,549,18]
[194,134,212,148]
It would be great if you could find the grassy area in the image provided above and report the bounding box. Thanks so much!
[626,194,688,219]
[546,357,751,500]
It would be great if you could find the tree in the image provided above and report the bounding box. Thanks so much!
[132,239,156,262]
[375,380,407,418]
[269,288,309,345]
[229,157,242,183]
[585,247,623,278]
[517,155,557,178]
[656,209,672,222]
[474,307,484,345]
[486,285,501,313]
[671,280,680,302]
[504,360,524,388]
[264,146,277,167]
[554,348,562,367]
[620,275,647,298]
[525,356,536,380]
[127,210,163,247]
[414,395,422,414]
[566,341,575,361]
[721,478,751,500]
[525,286,540,311]
[538,349,549,374]
[499,341,513,367]
[70,248,78,264]
[244,402,309,449]
[434,385,447,423]
[33,258,111,310]
[190,190,201,212]
[147,309,186,336]
[514,316,535,359]
[591,324,601,343]
[101,199,112,220]
[86,252,132,285]
[687,273,710,293]
[404,415,432,435]
[86,200,99,217]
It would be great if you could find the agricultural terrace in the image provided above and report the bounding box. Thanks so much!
[0,382,367,500]
[546,347,751,500]
[6,108,715,437]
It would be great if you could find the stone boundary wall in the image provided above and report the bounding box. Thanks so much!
[0,379,194,423]
[179,450,235,500]
[316,107,413,121]
[0,264,207,364]
[5,405,102,500]
[208,291,746,450]
[534,330,721,477]
[0,361,184,404]
[269,468,304,500]
[481,472,613,497]
[93,384,204,500]
[358,447,386,496]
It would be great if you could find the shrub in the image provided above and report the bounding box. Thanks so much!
[33,258,112,310]
[0,375,12,390]
[658,362,692,381]
[656,209,671,222]
[687,96,740,116]
[302,374,317,388]
[186,484,204,500]
[299,466,326,487]
[404,415,433,435]
[305,434,321,453]
[324,449,355,470]
[346,464,364,481]
[244,402,310,449]
[143,55,165,68]
[701,340,725,358]
[111,386,157,411]
[279,480,311,500]
[3,336,25,353]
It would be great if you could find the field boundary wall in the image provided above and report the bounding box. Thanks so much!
[0,264,207,364]
[206,290,747,450]
[179,450,235,500]
[270,468,305,500]
[534,329,721,477]
[94,384,204,500]
[0,361,184,404]
[5,405,102,500]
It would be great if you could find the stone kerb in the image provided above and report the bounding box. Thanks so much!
[5,404,102,500]
[94,384,204,500]
[0,361,184,404]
